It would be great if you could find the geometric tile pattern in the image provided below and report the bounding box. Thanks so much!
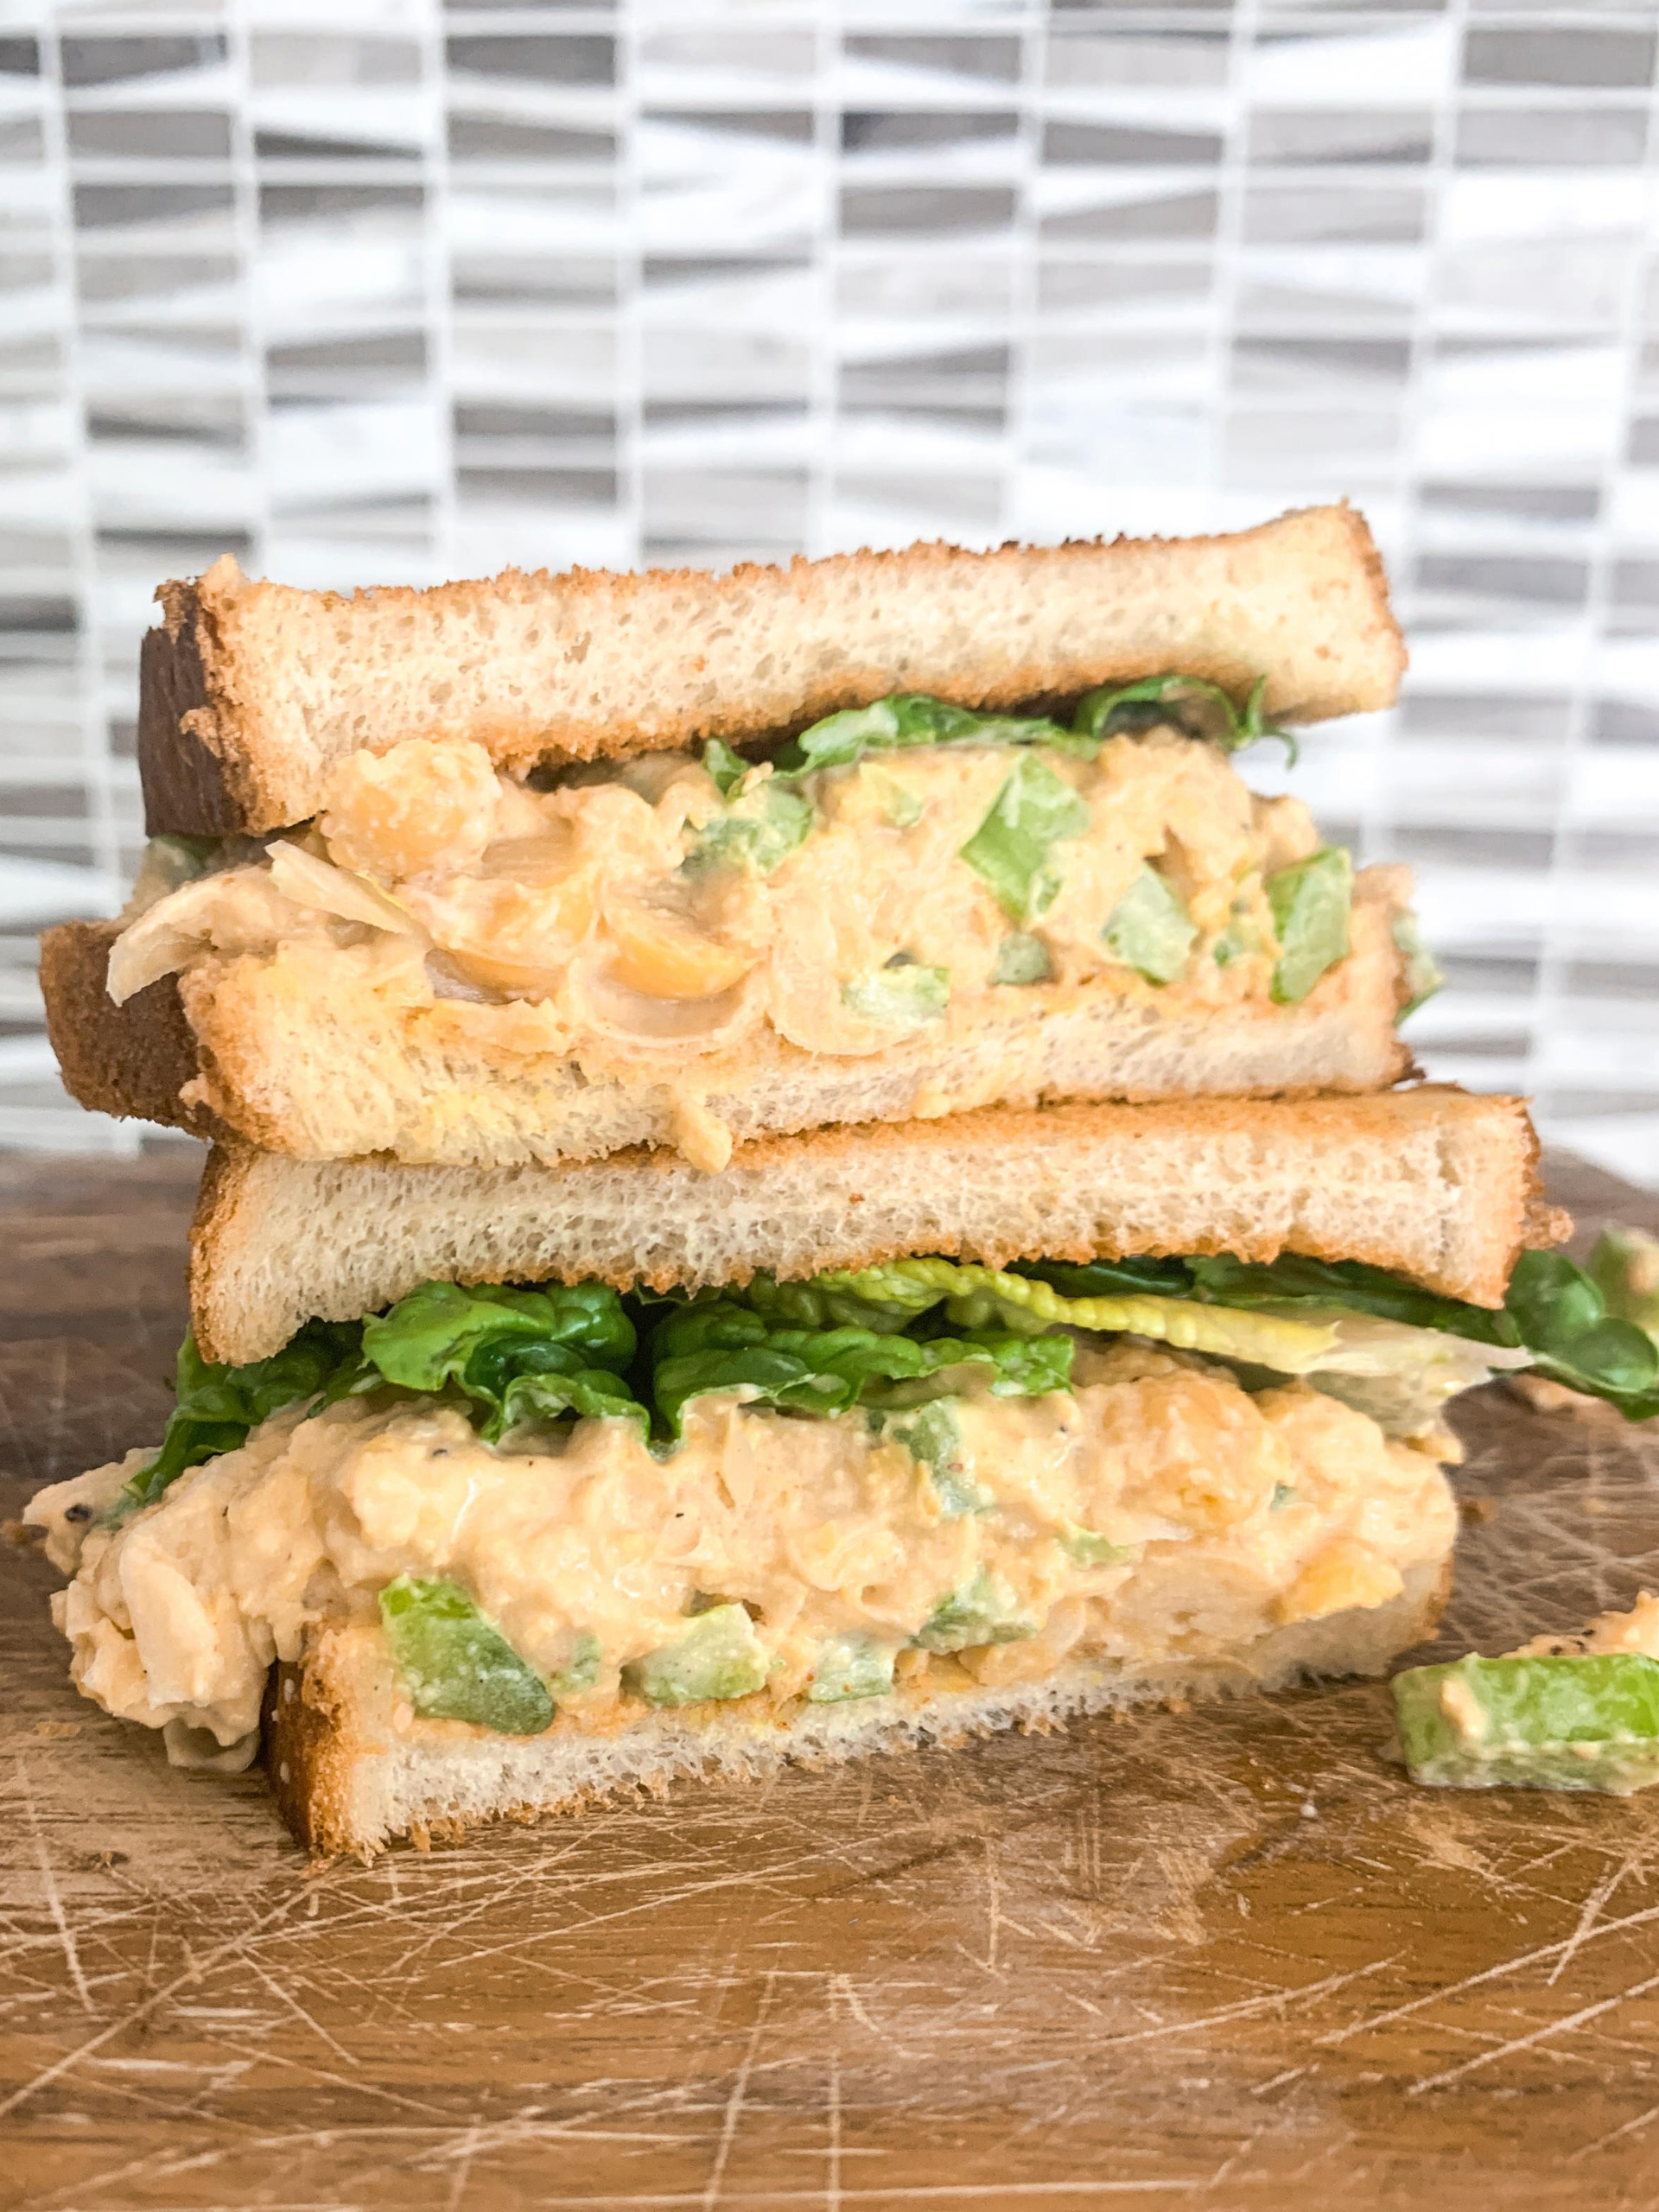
[2,1,1656,1186]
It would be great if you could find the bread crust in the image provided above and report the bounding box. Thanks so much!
[188,1086,1564,1364]
[139,506,1407,834]
[39,920,214,1135]
[41,901,1415,1169]
[265,1553,1452,1857]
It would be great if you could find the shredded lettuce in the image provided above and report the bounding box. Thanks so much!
[772,693,1091,776]
[704,675,1291,796]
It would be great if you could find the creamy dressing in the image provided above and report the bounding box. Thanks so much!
[108,729,1342,1090]
[29,1343,1455,1753]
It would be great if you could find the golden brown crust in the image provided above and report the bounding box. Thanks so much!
[264,1655,361,1858]
[140,506,1407,834]
[38,920,213,1135]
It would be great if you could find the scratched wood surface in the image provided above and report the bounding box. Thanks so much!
[4,1148,1659,2210]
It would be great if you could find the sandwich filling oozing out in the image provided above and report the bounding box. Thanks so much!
[30,1246,1656,1770]
[105,683,1435,1169]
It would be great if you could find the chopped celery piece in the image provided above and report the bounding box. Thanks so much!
[960,753,1090,924]
[623,1602,769,1707]
[1267,848,1351,1004]
[1102,867,1197,986]
[1058,1527,1139,1568]
[1392,1651,1659,1795]
[378,1575,554,1736]
[548,1629,602,1697]
[914,1566,1034,1654]
[808,1634,898,1703]
[991,931,1052,986]
[873,774,925,829]
[883,1399,992,1517]
[690,781,814,874]
[842,959,950,1027]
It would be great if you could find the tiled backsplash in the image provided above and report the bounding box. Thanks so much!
[3,2,1656,1185]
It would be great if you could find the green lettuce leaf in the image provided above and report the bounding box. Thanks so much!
[649,1294,1073,1434]
[774,692,1091,777]
[359,1280,645,1444]
[1071,673,1296,763]
[815,1255,1341,1373]
[124,1319,362,1510]
[960,753,1091,923]
[1027,1248,1659,1422]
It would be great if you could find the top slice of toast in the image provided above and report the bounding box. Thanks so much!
[139,504,1405,836]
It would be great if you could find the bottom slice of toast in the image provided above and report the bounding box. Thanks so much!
[268,1558,1450,1857]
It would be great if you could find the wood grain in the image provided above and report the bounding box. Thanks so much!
[3,1145,1659,2209]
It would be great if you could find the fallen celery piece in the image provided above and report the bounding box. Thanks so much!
[623,1602,769,1707]
[1392,1651,1659,1795]
[808,1634,897,1703]
[379,1575,555,1735]
[1102,866,1196,986]
[1267,847,1351,1004]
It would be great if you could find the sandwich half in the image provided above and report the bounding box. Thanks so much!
[42,506,1427,1173]
[34,1087,1657,1860]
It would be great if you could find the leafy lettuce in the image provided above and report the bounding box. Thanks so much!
[1024,1249,1659,1422]
[648,1293,1073,1437]
[700,675,1294,803]
[127,1228,1657,1512]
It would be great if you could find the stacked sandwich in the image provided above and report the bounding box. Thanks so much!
[30,505,1656,1855]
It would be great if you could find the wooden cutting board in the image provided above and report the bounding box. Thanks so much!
[3,1146,1659,2211]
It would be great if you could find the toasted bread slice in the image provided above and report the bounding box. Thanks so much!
[269,1554,1450,1856]
[139,505,1405,835]
[190,1087,1563,1365]
[41,881,1415,1172]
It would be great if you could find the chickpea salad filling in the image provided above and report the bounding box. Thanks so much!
[29,1244,1656,1769]
[106,681,1440,1145]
